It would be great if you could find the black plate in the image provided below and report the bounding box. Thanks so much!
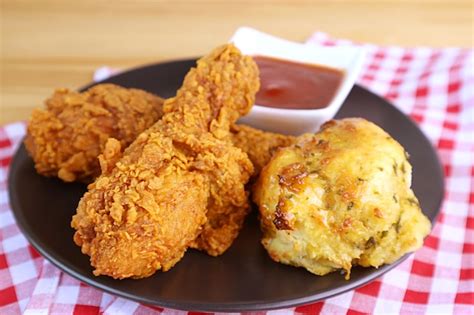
[8,59,444,312]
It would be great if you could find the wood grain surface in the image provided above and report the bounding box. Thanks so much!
[1,0,473,124]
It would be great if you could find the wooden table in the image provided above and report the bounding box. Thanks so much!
[1,0,472,124]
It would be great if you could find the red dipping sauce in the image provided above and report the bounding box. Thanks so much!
[254,56,344,110]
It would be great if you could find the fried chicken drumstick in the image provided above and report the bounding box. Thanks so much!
[25,84,164,182]
[71,44,259,278]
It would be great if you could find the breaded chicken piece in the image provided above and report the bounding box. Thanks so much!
[71,44,259,278]
[192,124,294,254]
[230,124,295,177]
[24,84,164,182]
[254,118,431,279]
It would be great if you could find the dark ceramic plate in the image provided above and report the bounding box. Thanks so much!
[8,59,444,312]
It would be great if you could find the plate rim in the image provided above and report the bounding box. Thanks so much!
[8,58,444,312]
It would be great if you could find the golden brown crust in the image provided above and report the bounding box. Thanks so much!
[230,124,295,177]
[71,44,259,278]
[24,84,164,182]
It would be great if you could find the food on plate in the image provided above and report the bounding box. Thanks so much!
[253,118,431,279]
[71,44,259,278]
[26,39,430,282]
[24,84,164,182]
[230,124,295,176]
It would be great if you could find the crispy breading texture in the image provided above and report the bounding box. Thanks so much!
[230,124,295,177]
[254,118,431,279]
[24,84,164,182]
[71,44,259,278]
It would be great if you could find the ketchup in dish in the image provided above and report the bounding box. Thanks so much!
[254,56,344,110]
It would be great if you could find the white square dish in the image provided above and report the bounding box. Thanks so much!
[230,27,366,135]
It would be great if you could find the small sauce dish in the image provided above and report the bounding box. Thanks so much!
[230,27,366,135]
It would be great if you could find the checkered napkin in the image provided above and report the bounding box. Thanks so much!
[1,32,473,314]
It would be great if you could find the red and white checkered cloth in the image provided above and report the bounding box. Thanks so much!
[1,32,473,314]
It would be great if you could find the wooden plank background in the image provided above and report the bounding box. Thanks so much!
[1,0,473,124]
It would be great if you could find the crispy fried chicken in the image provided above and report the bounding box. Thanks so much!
[25,84,164,182]
[71,44,259,278]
